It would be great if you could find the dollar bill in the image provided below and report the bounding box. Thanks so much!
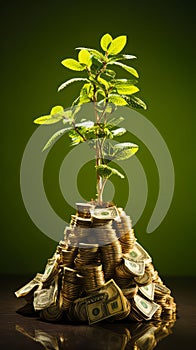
[15,273,43,298]
[41,257,58,283]
[125,242,152,264]
[139,283,155,301]
[33,275,58,311]
[85,279,128,325]
[133,294,160,319]
[124,258,145,276]
[90,206,120,221]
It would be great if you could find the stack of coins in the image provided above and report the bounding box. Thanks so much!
[115,262,135,288]
[76,202,95,218]
[145,263,163,284]
[154,283,176,320]
[100,240,122,280]
[74,243,99,271]
[61,267,82,310]
[61,247,78,268]
[113,211,136,251]
[80,263,105,292]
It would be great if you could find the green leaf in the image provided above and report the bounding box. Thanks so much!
[78,49,92,67]
[108,94,128,106]
[104,69,116,78]
[34,105,65,125]
[43,127,72,151]
[96,164,124,179]
[100,33,113,51]
[58,78,89,92]
[61,58,86,71]
[111,128,126,136]
[107,35,127,55]
[108,61,139,78]
[108,54,136,62]
[75,47,105,61]
[127,95,147,110]
[79,83,93,104]
[116,85,139,95]
[97,76,109,89]
[50,106,64,115]
[34,115,62,125]
[112,142,139,160]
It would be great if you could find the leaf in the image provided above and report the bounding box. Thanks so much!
[79,83,93,104]
[61,58,86,71]
[108,54,136,62]
[116,85,139,95]
[127,95,147,110]
[108,61,139,78]
[111,128,126,136]
[108,94,128,106]
[50,106,64,115]
[112,142,139,160]
[104,69,116,78]
[100,33,113,51]
[78,49,92,67]
[107,35,127,55]
[75,47,105,61]
[107,115,124,126]
[34,115,62,125]
[97,76,109,89]
[75,121,94,128]
[96,164,124,179]
[34,105,65,125]
[42,127,72,151]
[58,78,89,92]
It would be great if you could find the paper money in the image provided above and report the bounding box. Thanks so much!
[90,206,120,221]
[134,294,160,319]
[124,258,145,276]
[85,279,129,324]
[41,257,58,283]
[139,283,155,301]
[15,273,43,298]
[125,242,152,264]
[33,275,58,311]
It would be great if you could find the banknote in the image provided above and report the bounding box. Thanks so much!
[125,242,152,264]
[33,275,58,311]
[139,283,155,301]
[134,294,160,319]
[15,273,43,298]
[124,258,145,276]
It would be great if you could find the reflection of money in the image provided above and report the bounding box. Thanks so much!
[139,283,155,301]
[15,273,43,298]
[125,242,152,264]
[90,206,120,220]
[33,275,58,311]
[134,294,160,319]
[85,279,129,325]
[124,258,145,276]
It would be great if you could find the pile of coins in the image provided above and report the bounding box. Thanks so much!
[15,202,177,325]
[61,267,82,310]
[100,240,122,280]
[80,263,105,292]
[74,243,99,271]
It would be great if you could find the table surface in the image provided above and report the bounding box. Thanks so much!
[0,275,196,350]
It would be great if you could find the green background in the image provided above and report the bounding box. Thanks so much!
[1,0,195,276]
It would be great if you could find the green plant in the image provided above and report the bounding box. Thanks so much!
[34,33,147,205]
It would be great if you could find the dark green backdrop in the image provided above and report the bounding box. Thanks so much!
[1,0,195,276]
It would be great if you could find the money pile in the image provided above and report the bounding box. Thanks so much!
[74,243,99,270]
[61,267,81,310]
[100,240,122,280]
[113,211,136,253]
[15,201,177,325]
[80,263,105,292]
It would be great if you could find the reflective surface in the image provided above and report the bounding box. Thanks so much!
[0,276,195,350]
